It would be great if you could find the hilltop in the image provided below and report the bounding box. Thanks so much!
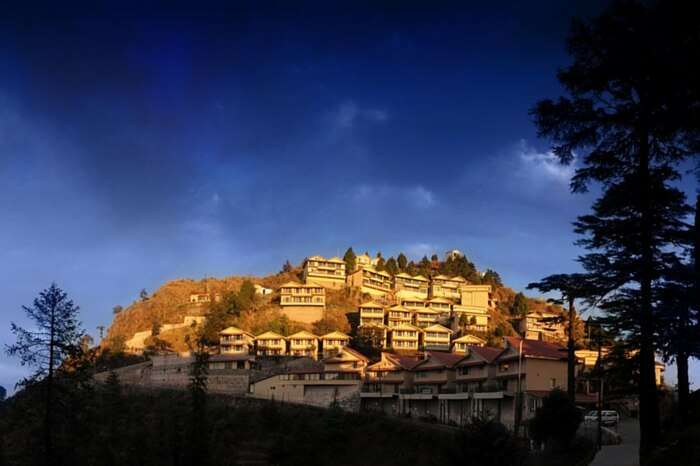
[103,251,565,352]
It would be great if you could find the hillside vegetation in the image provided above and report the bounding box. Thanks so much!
[103,252,565,350]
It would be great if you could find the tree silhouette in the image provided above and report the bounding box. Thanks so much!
[5,283,83,462]
[397,253,408,271]
[531,0,700,451]
[343,247,356,272]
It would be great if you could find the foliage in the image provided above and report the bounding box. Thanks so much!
[108,335,126,353]
[282,260,293,273]
[528,389,582,451]
[385,257,398,275]
[352,326,384,360]
[397,253,408,271]
[139,289,149,301]
[481,269,502,287]
[448,417,526,466]
[112,305,122,315]
[511,292,529,317]
[343,247,356,272]
[237,280,257,311]
[0,386,5,401]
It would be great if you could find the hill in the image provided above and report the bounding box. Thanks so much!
[103,254,564,351]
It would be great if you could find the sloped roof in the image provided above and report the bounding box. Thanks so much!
[287,331,319,339]
[412,275,429,282]
[220,326,246,335]
[432,274,451,280]
[327,256,345,263]
[503,336,566,360]
[414,308,438,315]
[452,334,486,344]
[307,255,325,261]
[390,323,422,331]
[321,331,350,340]
[388,305,410,312]
[469,345,503,363]
[413,351,463,371]
[423,324,453,334]
[324,346,368,362]
[428,297,453,304]
[394,272,412,278]
[256,331,286,340]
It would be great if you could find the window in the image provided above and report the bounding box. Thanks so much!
[550,378,557,388]
[499,363,510,372]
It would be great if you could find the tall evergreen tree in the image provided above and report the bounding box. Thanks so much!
[6,283,83,462]
[343,247,356,272]
[397,253,408,272]
[531,1,700,451]
[511,292,528,317]
[385,257,398,275]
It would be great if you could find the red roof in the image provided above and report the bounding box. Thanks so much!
[503,337,566,360]
[469,345,503,363]
[413,351,463,371]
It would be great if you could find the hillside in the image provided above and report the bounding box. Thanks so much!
[103,256,564,351]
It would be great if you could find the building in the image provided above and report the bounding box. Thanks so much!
[321,331,351,357]
[401,297,427,311]
[255,331,287,356]
[347,266,393,297]
[413,308,439,328]
[451,334,486,353]
[514,311,566,342]
[189,292,222,304]
[429,275,467,300]
[287,331,319,359]
[355,253,373,270]
[459,285,492,311]
[219,326,255,355]
[393,273,429,299]
[387,305,413,328]
[445,249,464,260]
[452,305,490,332]
[495,337,568,427]
[358,301,386,327]
[208,354,256,371]
[322,346,369,373]
[388,323,422,351]
[426,297,452,320]
[362,353,420,413]
[302,255,346,289]
[279,281,326,324]
[254,284,273,296]
[422,324,453,350]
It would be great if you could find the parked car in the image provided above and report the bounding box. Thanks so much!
[584,410,619,426]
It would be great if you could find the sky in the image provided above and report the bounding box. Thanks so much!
[1,1,697,392]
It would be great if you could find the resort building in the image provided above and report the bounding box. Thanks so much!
[358,301,386,327]
[354,253,374,271]
[459,285,493,311]
[287,331,319,359]
[393,273,429,300]
[452,305,490,332]
[451,334,487,353]
[279,281,325,324]
[322,346,369,373]
[321,331,351,358]
[495,337,568,426]
[208,354,256,371]
[363,353,419,410]
[387,305,413,328]
[388,323,422,351]
[422,324,453,351]
[302,255,346,289]
[255,331,287,356]
[219,326,255,355]
[413,308,439,328]
[189,292,222,304]
[401,297,427,311]
[514,311,566,342]
[347,266,393,297]
[254,284,273,295]
[426,297,452,319]
[429,275,467,300]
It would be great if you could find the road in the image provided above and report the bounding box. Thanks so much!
[589,419,640,466]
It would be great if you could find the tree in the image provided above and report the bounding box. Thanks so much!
[237,280,256,311]
[481,269,502,287]
[528,389,582,451]
[511,292,528,317]
[282,260,293,273]
[430,254,439,262]
[151,318,161,337]
[397,253,408,272]
[139,289,148,301]
[343,247,356,272]
[418,256,431,276]
[112,305,123,315]
[385,257,398,275]
[375,256,386,271]
[352,326,384,360]
[527,273,591,401]
[5,283,83,461]
[109,335,126,354]
[0,385,5,401]
[531,1,700,451]
[449,418,525,466]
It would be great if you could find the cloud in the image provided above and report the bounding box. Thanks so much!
[516,139,575,183]
[350,184,436,209]
[331,100,388,130]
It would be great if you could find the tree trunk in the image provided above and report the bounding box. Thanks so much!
[638,117,660,458]
[568,296,576,402]
[677,349,689,427]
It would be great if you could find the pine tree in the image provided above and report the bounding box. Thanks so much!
[531,1,700,451]
[397,253,408,272]
[343,247,356,272]
[511,292,528,317]
[481,269,502,287]
[237,280,256,310]
[6,283,83,462]
[385,257,398,275]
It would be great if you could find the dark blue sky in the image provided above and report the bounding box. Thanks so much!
[1,1,696,390]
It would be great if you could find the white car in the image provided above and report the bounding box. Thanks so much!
[585,410,619,426]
